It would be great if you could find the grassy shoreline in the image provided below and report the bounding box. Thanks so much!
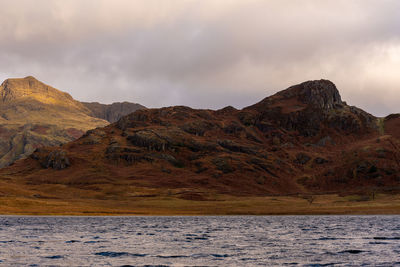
[1,194,400,216]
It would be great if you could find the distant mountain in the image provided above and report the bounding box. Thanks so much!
[82,101,145,123]
[0,76,144,167]
[2,79,398,204]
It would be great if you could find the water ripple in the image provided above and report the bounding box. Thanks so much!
[0,215,398,266]
[95,251,147,257]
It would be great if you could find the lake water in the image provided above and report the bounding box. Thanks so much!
[0,216,399,266]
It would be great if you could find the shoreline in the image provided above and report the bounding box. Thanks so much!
[1,213,400,216]
[1,193,400,216]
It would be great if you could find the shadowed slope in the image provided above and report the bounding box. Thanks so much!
[82,101,146,123]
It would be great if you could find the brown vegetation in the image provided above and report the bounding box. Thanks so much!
[0,79,399,215]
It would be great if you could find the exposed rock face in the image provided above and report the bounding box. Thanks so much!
[3,79,400,197]
[247,79,376,136]
[43,150,70,170]
[280,80,343,109]
[31,149,70,170]
[82,102,145,123]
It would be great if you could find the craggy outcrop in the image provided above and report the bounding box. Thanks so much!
[31,149,70,170]
[43,150,70,170]
[247,79,377,136]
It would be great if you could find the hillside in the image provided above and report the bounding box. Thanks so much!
[0,79,399,215]
[0,76,144,167]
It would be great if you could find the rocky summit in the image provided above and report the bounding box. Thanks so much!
[1,79,398,207]
[247,79,376,137]
[0,76,144,167]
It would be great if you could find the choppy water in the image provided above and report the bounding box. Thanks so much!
[0,216,399,266]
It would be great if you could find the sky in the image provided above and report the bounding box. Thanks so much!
[0,0,399,116]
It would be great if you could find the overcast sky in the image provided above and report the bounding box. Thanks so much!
[0,0,399,116]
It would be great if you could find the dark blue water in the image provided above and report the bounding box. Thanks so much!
[0,216,399,266]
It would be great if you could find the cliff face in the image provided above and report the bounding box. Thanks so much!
[3,79,398,200]
[1,76,79,106]
[82,101,145,123]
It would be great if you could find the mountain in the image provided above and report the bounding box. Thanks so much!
[0,76,144,168]
[0,79,399,214]
[82,101,145,123]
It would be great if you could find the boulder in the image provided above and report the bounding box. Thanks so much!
[42,150,70,170]
[295,153,311,165]
[127,130,168,151]
[180,120,215,136]
[223,121,244,134]
[212,157,234,174]
[314,157,328,164]
[218,140,256,154]
[317,136,335,147]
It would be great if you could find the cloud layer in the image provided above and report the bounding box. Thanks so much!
[0,0,399,116]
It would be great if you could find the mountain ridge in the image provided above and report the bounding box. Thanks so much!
[0,76,87,111]
[1,79,398,198]
[0,79,399,214]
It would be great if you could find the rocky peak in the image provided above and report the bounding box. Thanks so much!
[1,76,69,100]
[2,76,42,101]
[279,79,343,109]
[0,76,85,110]
[248,79,345,113]
[245,79,376,137]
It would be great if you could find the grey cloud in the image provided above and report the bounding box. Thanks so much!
[0,0,399,116]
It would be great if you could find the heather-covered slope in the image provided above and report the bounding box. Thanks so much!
[1,79,399,208]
